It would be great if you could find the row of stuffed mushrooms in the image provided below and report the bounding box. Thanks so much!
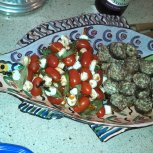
[98,42,153,115]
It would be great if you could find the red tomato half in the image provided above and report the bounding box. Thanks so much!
[87,46,93,54]
[73,96,90,113]
[50,42,63,53]
[76,39,91,51]
[31,86,42,96]
[45,67,61,82]
[47,54,59,68]
[96,107,105,118]
[93,54,99,60]
[81,51,92,68]
[80,68,92,81]
[47,96,63,105]
[27,69,33,81]
[32,77,43,87]
[28,62,40,73]
[81,82,92,95]
[69,69,81,87]
[30,54,39,62]
[62,54,76,67]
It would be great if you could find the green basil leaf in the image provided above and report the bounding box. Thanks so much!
[7,88,19,93]
[39,68,46,76]
[75,84,81,100]
[64,72,70,95]
[13,66,28,90]
[56,50,74,60]
[41,48,52,57]
[23,90,32,98]
[69,41,77,51]
[75,84,81,91]
[80,99,103,117]
[18,63,24,70]
[3,76,13,86]
[95,64,100,71]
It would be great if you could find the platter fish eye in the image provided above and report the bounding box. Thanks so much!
[1,13,153,127]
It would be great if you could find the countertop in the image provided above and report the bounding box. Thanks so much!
[0,0,153,153]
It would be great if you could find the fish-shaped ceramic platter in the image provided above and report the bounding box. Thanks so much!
[0,13,153,127]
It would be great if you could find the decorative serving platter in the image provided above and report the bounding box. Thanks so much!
[0,13,153,128]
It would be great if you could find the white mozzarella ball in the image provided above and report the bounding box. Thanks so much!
[90,89,98,100]
[70,88,78,95]
[12,70,21,80]
[93,73,101,82]
[104,105,112,115]
[89,79,97,88]
[89,60,97,72]
[43,75,52,87]
[67,95,77,106]
[61,75,67,86]
[73,61,81,69]
[45,86,57,96]
[80,72,88,81]
[39,58,47,68]
[23,80,33,91]
[58,48,66,57]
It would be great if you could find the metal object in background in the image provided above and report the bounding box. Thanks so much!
[0,0,46,15]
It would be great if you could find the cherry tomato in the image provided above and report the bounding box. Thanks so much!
[96,107,105,118]
[47,54,59,68]
[69,69,81,87]
[95,88,105,100]
[47,96,63,105]
[81,82,92,95]
[97,70,103,87]
[87,46,93,54]
[80,68,92,81]
[50,42,63,53]
[45,67,61,82]
[62,54,76,67]
[93,54,99,60]
[81,51,92,68]
[27,69,33,81]
[31,77,43,96]
[76,39,91,51]
[28,62,40,73]
[32,77,43,87]
[30,54,39,62]
[73,96,90,113]
[31,86,42,96]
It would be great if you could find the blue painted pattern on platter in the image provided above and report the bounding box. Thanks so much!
[17,13,129,48]
[147,40,153,51]
[69,30,80,41]
[18,101,63,119]
[90,124,128,142]
[103,29,112,42]
[116,29,127,41]
[130,36,141,48]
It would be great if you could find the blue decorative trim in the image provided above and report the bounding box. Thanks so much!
[18,101,63,120]
[89,124,129,142]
